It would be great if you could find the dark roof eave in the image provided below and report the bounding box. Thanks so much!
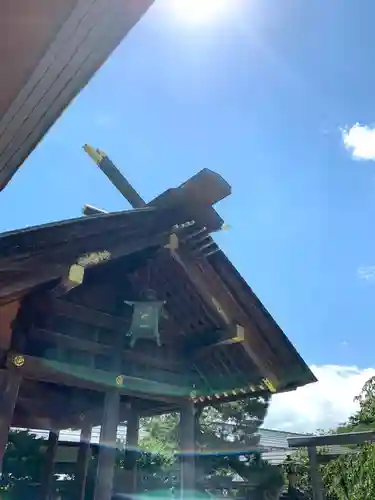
[0,0,154,191]
[207,250,316,390]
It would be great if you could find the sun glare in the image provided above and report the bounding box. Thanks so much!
[171,0,229,25]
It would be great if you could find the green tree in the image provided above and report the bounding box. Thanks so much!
[1,430,47,499]
[323,376,375,500]
[284,376,375,500]
[140,394,284,499]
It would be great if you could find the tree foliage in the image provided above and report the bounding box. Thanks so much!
[0,430,48,499]
[140,394,284,499]
[285,376,375,500]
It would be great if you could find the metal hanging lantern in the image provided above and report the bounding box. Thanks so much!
[125,289,165,348]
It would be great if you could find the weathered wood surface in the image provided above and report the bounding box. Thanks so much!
[75,421,93,500]
[40,430,59,500]
[0,0,154,191]
[0,370,21,472]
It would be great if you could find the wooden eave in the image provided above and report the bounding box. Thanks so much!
[0,205,188,304]
[0,181,315,404]
[207,249,317,391]
[0,0,154,191]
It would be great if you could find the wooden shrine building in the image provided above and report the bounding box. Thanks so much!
[0,167,316,499]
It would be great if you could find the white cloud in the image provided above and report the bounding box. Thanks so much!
[342,123,375,160]
[264,365,375,433]
[358,266,375,282]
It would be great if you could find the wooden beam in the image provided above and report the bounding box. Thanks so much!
[95,390,121,500]
[307,446,325,500]
[120,403,140,495]
[0,223,181,299]
[0,300,20,349]
[288,430,375,448]
[82,204,107,216]
[51,299,123,331]
[30,327,184,371]
[94,311,123,500]
[31,327,112,356]
[180,400,196,496]
[40,430,59,500]
[75,421,93,500]
[83,148,146,209]
[194,389,268,406]
[17,379,99,421]
[50,263,85,297]
[170,246,279,388]
[6,353,188,402]
[0,370,21,473]
[190,324,245,356]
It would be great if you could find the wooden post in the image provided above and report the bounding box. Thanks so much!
[180,400,196,497]
[93,389,120,500]
[0,370,21,475]
[307,446,325,500]
[122,403,140,494]
[40,429,59,500]
[75,420,93,500]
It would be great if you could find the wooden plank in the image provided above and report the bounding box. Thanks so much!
[31,327,112,355]
[52,299,123,330]
[30,327,185,371]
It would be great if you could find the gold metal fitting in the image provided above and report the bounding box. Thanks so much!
[263,378,277,393]
[12,355,25,368]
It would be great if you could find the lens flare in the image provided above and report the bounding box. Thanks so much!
[172,0,229,25]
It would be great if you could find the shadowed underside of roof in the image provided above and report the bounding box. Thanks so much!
[0,203,316,395]
[0,206,186,303]
[0,0,154,191]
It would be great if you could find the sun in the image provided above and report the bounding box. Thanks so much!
[171,0,229,25]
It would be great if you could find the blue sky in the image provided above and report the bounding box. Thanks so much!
[1,0,375,373]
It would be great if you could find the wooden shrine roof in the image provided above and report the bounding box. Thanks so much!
[0,170,316,428]
[0,206,187,305]
[0,0,153,191]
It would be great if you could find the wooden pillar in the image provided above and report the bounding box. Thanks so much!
[179,400,196,497]
[93,389,120,500]
[307,446,325,500]
[0,370,21,475]
[40,429,59,500]
[123,403,140,494]
[75,420,93,500]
